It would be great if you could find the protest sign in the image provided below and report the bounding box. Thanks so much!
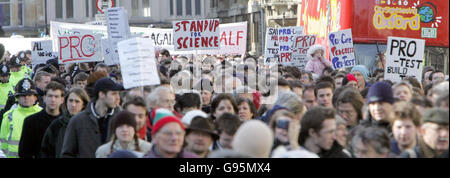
[58,33,103,64]
[50,21,149,51]
[384,37,425,83]
[148,28,174,50]
[291,35,316,69]
[173,19,220,51]
[278,26,303,65]
[328,29,356,70]
[0,38,43,55]
[118,38,160,89]
[264,27,279,65]
[199,22,247,55]
[31,40,57,66]
[105,7,130,65]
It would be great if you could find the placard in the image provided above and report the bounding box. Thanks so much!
[199,22,247,55]
[264,27,279,65]
[105,7,130,65]
[328,29,356,70]
[278,26,303,66]
[118,38,161,89]
[31,40,58,66]
[58,33,103,64]
[173,19,220,51]
[291,35,316,70]
[384,37,425,83]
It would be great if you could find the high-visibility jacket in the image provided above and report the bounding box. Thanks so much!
[0,82,15,110]
[9,72,26,88]
[0,104,42,158]
[20,66,32,79]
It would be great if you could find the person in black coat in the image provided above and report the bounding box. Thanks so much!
[18,82,65,158]
[40,88,90,158]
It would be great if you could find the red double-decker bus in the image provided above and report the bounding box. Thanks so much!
[297,0,449,74]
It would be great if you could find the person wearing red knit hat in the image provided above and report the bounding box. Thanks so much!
[342,73,358,89]
[144,116,198,158]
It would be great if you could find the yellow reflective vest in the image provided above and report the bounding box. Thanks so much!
[0,82,15,110]
[0,104,42,158]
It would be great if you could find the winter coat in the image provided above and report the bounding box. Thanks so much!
[305,57,332,76]
[0,104,42,158]
[318,141,351,158]
[399,137,446,158]
[60,102,120,158]
[40,111,72,158]
[95,139,152,158]
[18,109,61,158]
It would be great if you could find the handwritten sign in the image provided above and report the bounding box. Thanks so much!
[264,27,279,65]
[58,33,103,64]
[291,35,316,69]
[199,22,247,55]
[105,7,130,65]
[173,19,220,51]
[118,38,160,89]
[278,26,303,65]
[328,29,355,70]
[31,40,58,66]
[384,37,425,83]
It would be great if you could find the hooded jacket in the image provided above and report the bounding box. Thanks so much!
[60,102,120,158]
[305,45,331,76]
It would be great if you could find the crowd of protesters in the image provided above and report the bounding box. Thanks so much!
[0,43,448,158]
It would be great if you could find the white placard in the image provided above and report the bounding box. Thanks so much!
[278,26,303,66]
[199,22,247,55]
[31,40,58,66]
[57,33,103,64]
[105,7,130,65]
[385,37,425,83]
[328,29,356,70]
[291,35,316,70]
[264,27,279,65]
[173,19,220,51]
[118,38,161,89]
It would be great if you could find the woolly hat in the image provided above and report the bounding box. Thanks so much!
[306,44,326,59]
[351,65,370,81]
[151,116,184,136]
[151,108,175,125]
[342,73,358,86]
[108,150,138,158]
[367,82,394,104]
[232,120,274,158]
[181,110,208,126]
[111,111,137,132]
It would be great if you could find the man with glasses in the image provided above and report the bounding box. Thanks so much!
[144,116,197,158]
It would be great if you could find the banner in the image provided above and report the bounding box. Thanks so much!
[58,33,103,64]
[173,19,220,51]
[0,38,44,55]
[328,29,355,70]
[105,7,130,65]
[31,40,57,66]
[118,38,160,89]
[384,37,425,83]
[291,35,316,70]
[50,21,149,51]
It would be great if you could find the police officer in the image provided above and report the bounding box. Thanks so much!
[0,64,14,110]
[0,78,42,158]
[8,55,28,88]
[17,51,32,77]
